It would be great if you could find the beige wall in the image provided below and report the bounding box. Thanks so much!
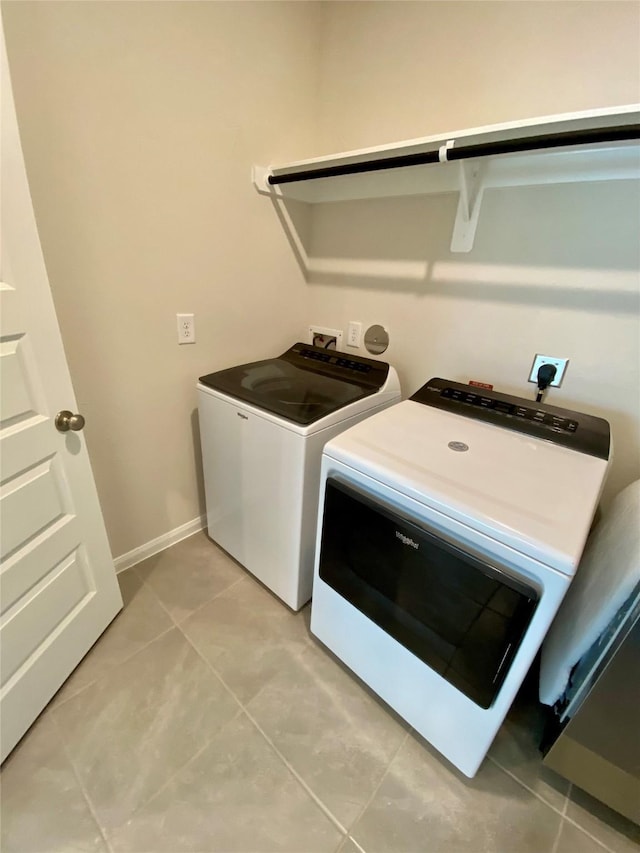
[2,1,321,558]
[310,0,640,506]
[3,0,639,559]
[316,1,640,151]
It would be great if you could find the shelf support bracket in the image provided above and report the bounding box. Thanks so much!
[252,165,278,197]
[450,160,487,253]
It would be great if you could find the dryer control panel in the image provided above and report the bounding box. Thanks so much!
[411,378,610,460]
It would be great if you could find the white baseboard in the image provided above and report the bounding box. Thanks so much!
[114,515,207,573]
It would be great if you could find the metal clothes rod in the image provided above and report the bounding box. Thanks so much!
[268,125,640,186]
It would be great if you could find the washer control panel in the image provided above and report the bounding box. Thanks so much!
[287,342,390,388]
[411,378,610,460]
[299,348,373,374]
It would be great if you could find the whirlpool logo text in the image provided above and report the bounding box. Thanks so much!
[395,531,419,550]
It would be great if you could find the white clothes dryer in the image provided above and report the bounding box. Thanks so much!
[310,377,611,777]
[197,343,401,611]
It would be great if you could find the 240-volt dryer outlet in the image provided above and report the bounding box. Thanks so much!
[528,354,569,387]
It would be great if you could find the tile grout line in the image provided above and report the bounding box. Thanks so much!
[487,753,569,820]
[178,628,349,837]
[550,812,565,853]
[175,574,248,625]
[90,562,334,842]
[52,618,244,841]
[563,783,572,816]
[47,711,115,853]
[488,758,618,853]
[343,727,411,845]
[49,563,189,711]
[347,837,367,853]
[559,813,620,853]
[549,780,571,853]
[48,625,203,849]
[92,568,254,839]
[49,623,175,712]
[131,564,182,626]
[243,702,349,835]
[47,566,245,845]
[132,562,248,628]
[103,707,246,844]
[133,558,317,664]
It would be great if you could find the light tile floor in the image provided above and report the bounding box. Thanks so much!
[2,532,639,853]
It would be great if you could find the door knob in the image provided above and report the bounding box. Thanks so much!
[55,410,86,432]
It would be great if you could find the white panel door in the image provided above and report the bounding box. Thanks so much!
[0,19,122,762]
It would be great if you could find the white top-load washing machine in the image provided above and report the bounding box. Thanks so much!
[310,377,611,777]
[197,342,400,611]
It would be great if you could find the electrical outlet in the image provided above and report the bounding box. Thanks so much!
[177,313,195,344]
[528,354,568,387]
[347,321,362,348]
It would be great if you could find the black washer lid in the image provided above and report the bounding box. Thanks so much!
[199,342,390,426]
